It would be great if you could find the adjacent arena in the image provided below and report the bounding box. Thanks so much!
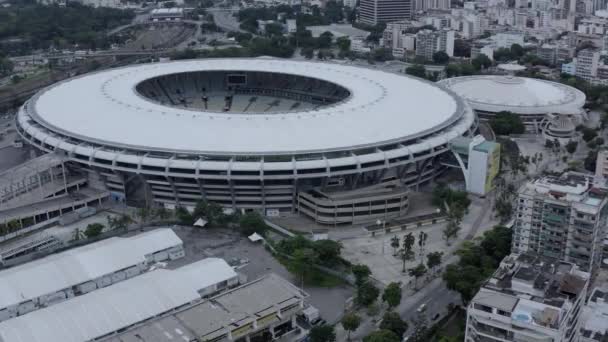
[439,75,586,134]
[17,59,477,223]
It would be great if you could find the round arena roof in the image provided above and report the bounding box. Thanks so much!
[439,75,586,116]
[26,59,468,155]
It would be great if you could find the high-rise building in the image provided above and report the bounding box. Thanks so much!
[358,0,413,25]
[575,48,601,81]
[415,29,455,60]
[465,253,590,342]
[512,172,608,272]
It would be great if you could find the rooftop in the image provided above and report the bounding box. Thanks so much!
[0,258,237,342]
[475,253,590,329]
[520,172,607,212]
[439,75,586,115]
[101,273,307,342]
[27,59,466,155]
[579,287,608,341]
[0,228,182,311]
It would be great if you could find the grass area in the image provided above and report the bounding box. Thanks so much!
[274,254,347,288]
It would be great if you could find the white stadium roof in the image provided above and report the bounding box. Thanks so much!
[0,258,235,342]
[439,75,586,115]
[0,228,181,311]
[28,59,464,155]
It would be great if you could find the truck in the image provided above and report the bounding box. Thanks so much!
[301,306,321,325]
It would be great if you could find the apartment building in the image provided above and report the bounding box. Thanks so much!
[465,253,590,342]
[512,172,608,272]
[358,0,413,25]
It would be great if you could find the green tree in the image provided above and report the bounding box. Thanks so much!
[379,312,408,339]
[363,329,400,342]
[288,248,317,286]
[84,223,104,238]
[317,31,333,49]
[426,251,443,273]
[336,36,351,52]
[489,111,525,135]
[352,264,372,286]
[136,206,152,228]
[356,281,380,306]
[342,313,361,340]
[238,211,267,235]
[390,235,400,255]
[565,140,578,154]
[382,282,402,308]
[582,127,598,142]
[408,263,427,289]
[313,239,343,267]
[510,43,524,57]
[400,232,416,272]
[176,206,193,225]
[417,231,428,261]
[405,64,426,78]
[310,324,336,342]
[432,51,450,64]
[472,54,492,70]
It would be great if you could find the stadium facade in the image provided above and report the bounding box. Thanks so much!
[16,59,477,222]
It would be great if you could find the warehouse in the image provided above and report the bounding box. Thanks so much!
[0,228,184,322]
[103,273,307,342]
[0,258,239,342]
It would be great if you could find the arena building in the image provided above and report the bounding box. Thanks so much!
[16,59,477,222]
[439,75,586,135]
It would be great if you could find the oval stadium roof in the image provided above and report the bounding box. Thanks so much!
[28,59,465,155]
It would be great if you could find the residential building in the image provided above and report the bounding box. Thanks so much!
[538,44,558,65]
[576,48,601,81]
[595,149,608,179]
[471,42,494,60]
[415,29,455,60]
[358,0,413,25]
[576,287,608,341]
[561,59,577,75]
[512,172,608,272]
[577,17,608,35]
[491,31,524,48]
[465,253,590,342]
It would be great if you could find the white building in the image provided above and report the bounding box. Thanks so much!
[491,31,524,48]
[0,258,240,342]
[450,135,500,196]
[576,48,601,81]
[0,228,184,322]
[286,19,297,33]
[562,59,577,75]
[512,173,608,272]
[415,29,455,60]
[465,253,590,342]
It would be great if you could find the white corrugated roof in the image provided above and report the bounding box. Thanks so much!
[0,258,236,342]
[0,228,182,310]
[439,75,586,115]
[29,59,461,154]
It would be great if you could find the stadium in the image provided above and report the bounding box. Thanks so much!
[439,75,586,136]
[16,59,477,224]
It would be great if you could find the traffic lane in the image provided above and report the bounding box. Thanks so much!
[400,281,461,335]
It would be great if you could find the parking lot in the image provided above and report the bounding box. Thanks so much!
[167,226,354,324]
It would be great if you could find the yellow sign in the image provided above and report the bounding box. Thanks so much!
[485,144,501,193]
